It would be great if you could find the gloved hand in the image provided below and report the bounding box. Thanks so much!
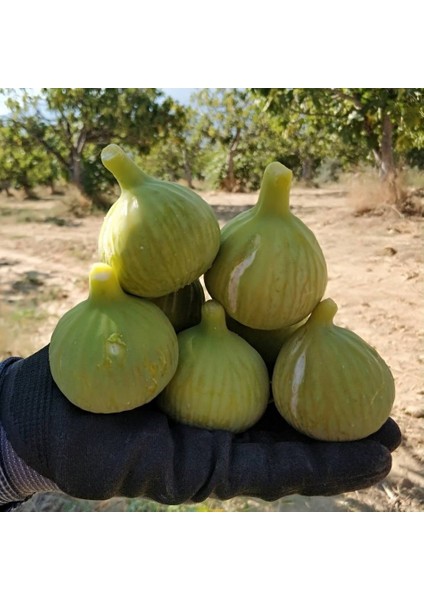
[0,345,401,508]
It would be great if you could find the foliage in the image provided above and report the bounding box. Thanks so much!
[255,88,424,178]
[0,120,61,197]
[1,88,423,204]
[142,89,288,191]
[189,88,287,191]
[0,88,182,203]
[141,104,208,187]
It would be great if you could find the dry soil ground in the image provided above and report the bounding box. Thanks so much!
[0,185,423,512]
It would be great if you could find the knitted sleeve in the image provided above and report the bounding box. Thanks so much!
[0,358,58,510]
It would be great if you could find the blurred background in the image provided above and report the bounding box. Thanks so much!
[0,88,423,211]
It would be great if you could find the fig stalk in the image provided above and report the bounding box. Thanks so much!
[101,144,148,190]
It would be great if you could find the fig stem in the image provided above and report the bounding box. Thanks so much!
[201,300,228,333]
[101,144,147,190]
[308,298,338,326]
[88,262,126,303]
[256,162,292,217]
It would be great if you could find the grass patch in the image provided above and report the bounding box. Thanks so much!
[403,167,424,189]
[10,306,47,322]
[0,279,61,359]
[61,184,93,217]
[0,302,42,359]
[346,169,395,214]
[345,167,424,216]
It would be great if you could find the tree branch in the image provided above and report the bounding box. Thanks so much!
[10,118,70,171]
[264,90,351,120]
[76,127,87,155]
[331,89,364,111]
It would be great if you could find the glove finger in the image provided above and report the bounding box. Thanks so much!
[215,437,393,501]
[367,418,401,452]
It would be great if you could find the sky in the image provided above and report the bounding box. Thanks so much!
[0,88,199,115]
[161,88,197,105]
[0,96,10,115]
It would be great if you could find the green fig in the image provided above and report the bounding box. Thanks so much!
[98,144,220,298]
[158,299,269,433]
[49,263,178,414]
[272,298,396,441]
[204,162,327,329]
[150,279,205,333]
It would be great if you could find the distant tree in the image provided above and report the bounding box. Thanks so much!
[190,88,286,191]
[255,88,424,204]
[0,88,182,203]
[0,121,61,198]
[252,88,346,183]
[141,103,206,188]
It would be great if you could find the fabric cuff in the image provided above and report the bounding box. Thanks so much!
[0,422,59,506]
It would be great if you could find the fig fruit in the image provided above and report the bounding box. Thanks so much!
[204,162,327,329]
[158,299,269,432]
[150,279,205,333]
[98,144,220,297]
[49,263,178,413]
[272,298,396,441]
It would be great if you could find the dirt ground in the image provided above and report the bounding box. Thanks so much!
[0,185,423,512]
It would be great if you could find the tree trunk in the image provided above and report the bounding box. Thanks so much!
[222,153,236,192]
[0,181,13,197]
[69,150,83,189]
[183,149,194,189]
[301,156,316,186]
[379,111,405,208]
[23,185,39,200]
[221,128,241,192]
[380,112,396,180]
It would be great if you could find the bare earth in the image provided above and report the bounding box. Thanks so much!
[0,186,423,512]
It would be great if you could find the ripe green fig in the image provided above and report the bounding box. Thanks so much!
[272,298,396,441]
[98,144,220,298]
[49,263,178,414]
[204,162,327,329]
[158,299,269,433]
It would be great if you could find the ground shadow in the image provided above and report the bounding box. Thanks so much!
[8,271,51,295]
[211,204,254,221]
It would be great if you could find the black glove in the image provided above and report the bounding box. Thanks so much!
[0,345,401,506]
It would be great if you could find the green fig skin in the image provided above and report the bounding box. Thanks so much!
[49,263,179,414]
[272,298,396,441]
[204,162,327,330]
[98,144,220,298]
[158,300,270,433]
[226,315,308,375]
[150,279,205,333]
